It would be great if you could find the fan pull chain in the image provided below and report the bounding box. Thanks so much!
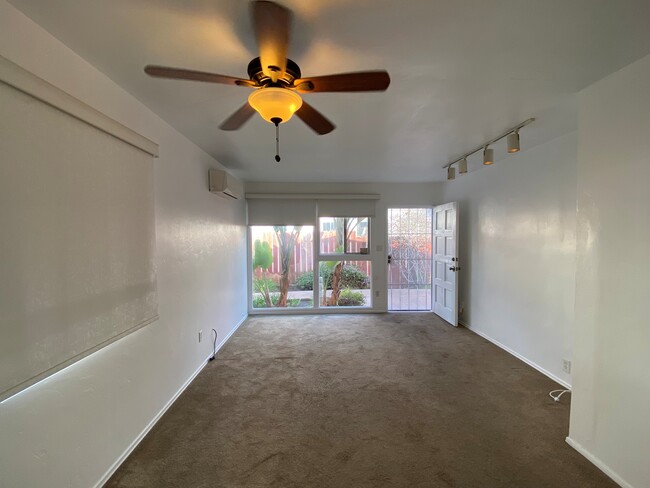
[275,123,281,162]
[271,117,282,162]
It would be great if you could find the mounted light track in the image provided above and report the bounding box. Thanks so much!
[442,117,535,174]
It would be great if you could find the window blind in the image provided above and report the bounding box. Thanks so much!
[247,199,317,225]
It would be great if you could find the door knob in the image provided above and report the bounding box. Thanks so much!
[449,266,456,271]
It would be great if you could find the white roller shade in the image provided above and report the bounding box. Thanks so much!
[0,63,158,402]
[247,199,316,225]
[317,199,377,218]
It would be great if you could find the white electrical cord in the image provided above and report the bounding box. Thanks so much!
[549,389,571,402]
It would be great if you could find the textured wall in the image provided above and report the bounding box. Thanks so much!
[569,54,650,488]
[0,2,247,487]
[442,133,578,386]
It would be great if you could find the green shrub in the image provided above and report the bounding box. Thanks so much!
[252,293,300,308]
[320,263,334,290]
[253,277,278,294]
[252,240,272,270]
[294,267,369,291]
[319,263,370,290]
[337,288,366,306]
[341,264,370,289]
[295,272,314,291]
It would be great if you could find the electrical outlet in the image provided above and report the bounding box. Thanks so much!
[563,359,571,374]
[198,330,203,343]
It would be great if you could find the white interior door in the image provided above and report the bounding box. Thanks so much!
[433,202,459,326]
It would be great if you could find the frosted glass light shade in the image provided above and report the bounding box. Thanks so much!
[248,87,303,123]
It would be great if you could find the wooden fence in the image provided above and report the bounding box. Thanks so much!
[253,230,370,282]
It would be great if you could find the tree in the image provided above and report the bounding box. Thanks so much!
[388,209,432,287]
[273,225,302,307]
[326,218,362,306]
[252,239,273,307]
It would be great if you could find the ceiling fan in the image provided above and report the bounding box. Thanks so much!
[143,0,390,138]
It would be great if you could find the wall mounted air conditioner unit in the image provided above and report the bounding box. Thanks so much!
[209,169,243,200]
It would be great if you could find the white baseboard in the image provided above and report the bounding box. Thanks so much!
[459,320,571,390]
[94,314,248,488]
[565,437,634,488]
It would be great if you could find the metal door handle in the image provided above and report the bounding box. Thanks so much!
[449,266,462,271]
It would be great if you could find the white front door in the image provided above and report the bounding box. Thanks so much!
[433,202,459,326]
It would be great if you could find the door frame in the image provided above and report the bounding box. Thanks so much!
[386,206,435,312]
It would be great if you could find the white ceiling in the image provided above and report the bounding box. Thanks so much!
[9,0,650,182]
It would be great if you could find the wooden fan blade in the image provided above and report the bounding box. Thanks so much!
[296,101,335,135]
[144,65,254,87]
[252,1,292,80]
[295,71,390,93]
[219,103,256,131]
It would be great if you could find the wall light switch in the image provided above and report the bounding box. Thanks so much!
[562,359,571,374]
[375,290,380,298]
[198,330,203,343]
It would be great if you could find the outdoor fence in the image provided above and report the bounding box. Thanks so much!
[253,231,370,283]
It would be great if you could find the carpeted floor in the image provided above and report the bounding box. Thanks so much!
[106,314,616,488]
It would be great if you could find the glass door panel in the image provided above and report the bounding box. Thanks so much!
[387,208,433,311]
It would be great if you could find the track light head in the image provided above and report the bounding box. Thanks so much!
[483,146,494,165]
[507,131,520,153]
[459,157,468,174]
[447,165,456,180]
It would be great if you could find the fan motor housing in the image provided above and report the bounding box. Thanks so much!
[247,57,301,87]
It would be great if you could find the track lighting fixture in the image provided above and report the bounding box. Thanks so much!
[441,117,535,176]
[483,147,494,166]
[507,131,520,153]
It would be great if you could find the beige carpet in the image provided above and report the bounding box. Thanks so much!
[106,314,616,488]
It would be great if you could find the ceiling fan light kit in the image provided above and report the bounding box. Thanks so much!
[248,87,302,124]
[444,118,535,180]
[143,0,391,161]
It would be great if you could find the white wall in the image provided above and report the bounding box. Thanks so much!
[441,133,578,386]
[568,54,650,488]
[245,182,444,311]
[0,2,248,488]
